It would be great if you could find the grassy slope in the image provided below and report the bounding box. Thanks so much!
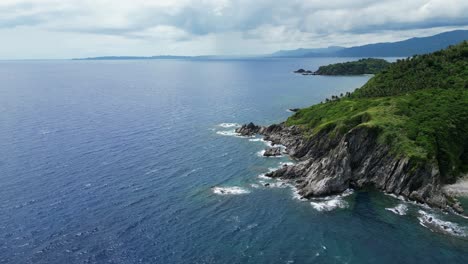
[315,58,390,75]
[287,42,468,183]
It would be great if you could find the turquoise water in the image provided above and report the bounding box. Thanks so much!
[0,58,467,263]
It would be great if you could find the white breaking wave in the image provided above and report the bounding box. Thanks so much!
[218,123,241,128]
[310,197,348,211]
[212,186,250,195]
[309,189,354,211]
[248,137,274,147]
[250,183,261,189]
[258,152,283,158]
[292,186,307,201]
[386,204,408,215]
[261,181,291,189]
[216,129,253,138]
[418,210,467,237]
[216,130,239,137]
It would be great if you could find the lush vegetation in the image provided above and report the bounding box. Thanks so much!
[353,42,468,97]
[287,42,468,183]
[314,58,391,75]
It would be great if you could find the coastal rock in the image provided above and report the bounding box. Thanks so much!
[263,147,282,157]
[294,69,306,73]
[235,122,265,136]
[288,108,300,112]
[243,122,464,213]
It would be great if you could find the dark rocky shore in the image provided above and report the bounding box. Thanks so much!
[236,122,464,214]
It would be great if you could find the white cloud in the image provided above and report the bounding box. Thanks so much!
[0,0,467,58]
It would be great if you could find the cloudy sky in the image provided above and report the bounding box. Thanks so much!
[1,0,468,59]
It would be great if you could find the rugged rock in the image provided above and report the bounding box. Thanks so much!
[235,122,263,136]
[263,147,282,157]
[288,108,300,112]
[243,122,464,214]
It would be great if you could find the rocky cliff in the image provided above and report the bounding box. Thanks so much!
[236,123,464,214]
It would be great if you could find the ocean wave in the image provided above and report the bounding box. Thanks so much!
[418,210,467,237]
[216,129,253,138]
[309,189,353,211]
[258,173,270,180]
[313,189,354,201]
[248,138,274,147]
[386,203,408,215]
[292,186,307,201]
[256,150,266,157]
[310,197,348,211]
[259,180,290,189]
[218,123,241,128]
[212,186,250,195]
[216,130,239,137]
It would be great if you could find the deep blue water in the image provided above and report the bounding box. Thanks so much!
[0,58,467,264]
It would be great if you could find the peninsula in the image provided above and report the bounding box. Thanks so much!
[238,42,468,213]
[295,58,390,76]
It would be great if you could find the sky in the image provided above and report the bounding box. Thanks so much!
[1,0,468,59]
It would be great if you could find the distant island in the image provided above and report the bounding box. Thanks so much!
[295,58,391,76]
[73,55,194,60]
[237,41,468,214]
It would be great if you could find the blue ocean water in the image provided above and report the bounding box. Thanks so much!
[0,58,467,264]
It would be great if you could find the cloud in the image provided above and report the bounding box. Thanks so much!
[0,0,467,58]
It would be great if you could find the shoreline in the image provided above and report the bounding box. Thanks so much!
[235,123,465,214]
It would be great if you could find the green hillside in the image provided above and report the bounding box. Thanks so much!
[353,42,468,97]
[287,42,468,183]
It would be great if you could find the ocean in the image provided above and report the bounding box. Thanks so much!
[0,58,467,263]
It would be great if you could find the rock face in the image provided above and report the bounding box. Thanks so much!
[263,147,282,157]
[240,122,464,214]
[235,122,262,136]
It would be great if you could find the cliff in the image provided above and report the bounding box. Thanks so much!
[237,123,462,213]
[237,42,468,214]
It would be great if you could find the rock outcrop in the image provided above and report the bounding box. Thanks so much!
[263,147,282,157]
[236,122,262,137]
[237,122,464,214]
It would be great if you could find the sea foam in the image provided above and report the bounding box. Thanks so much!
[218,123,241,128]
[417,210,467,237]
[310,198,348,211]
[386,204,408,215]
[212,186,250,195]
[309,189,354,211]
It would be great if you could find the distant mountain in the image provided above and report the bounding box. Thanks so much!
[77,30,468,60]
[333,30,468,57]
[270,30,468,58]
[270,46,344,57]
[301,30,468,57]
